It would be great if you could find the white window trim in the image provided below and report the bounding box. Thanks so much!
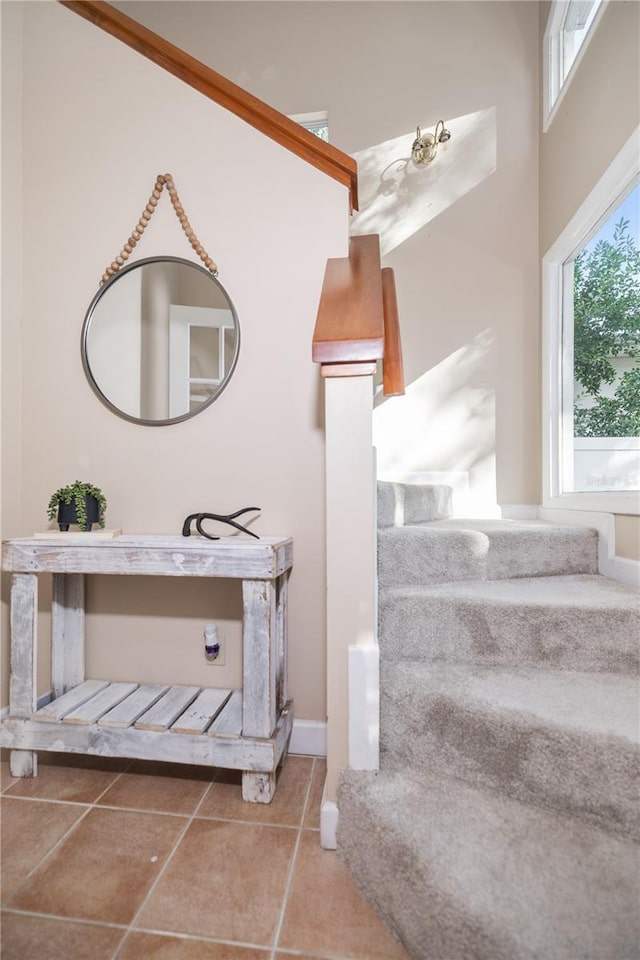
[542,125,640,516]
[543,0,608,133]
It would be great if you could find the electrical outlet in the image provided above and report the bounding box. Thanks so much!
[204,624,225,666]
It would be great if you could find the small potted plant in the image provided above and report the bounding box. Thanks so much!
[47,481,107,532]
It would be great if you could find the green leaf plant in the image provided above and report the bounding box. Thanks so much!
[47,480,107,531]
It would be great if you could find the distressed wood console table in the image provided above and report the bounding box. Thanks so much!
[1,535,293,803]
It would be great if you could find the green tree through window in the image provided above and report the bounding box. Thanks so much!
[573,211,640,438]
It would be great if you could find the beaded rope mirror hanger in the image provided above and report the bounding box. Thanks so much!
[101,172,217,284]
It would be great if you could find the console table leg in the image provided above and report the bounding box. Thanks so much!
[10,750,37,777]
[275,571,289,711]
[52,573,85,697]
[241,578,278,802]
[241,579,277,740]
[9,573,38,777]
[242,770,276,803]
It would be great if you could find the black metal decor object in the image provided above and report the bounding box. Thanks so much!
[181,508,261,540]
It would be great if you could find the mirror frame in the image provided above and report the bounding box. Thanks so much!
[80,256,241,426]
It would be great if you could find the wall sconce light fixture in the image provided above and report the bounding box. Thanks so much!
[411,120,452,167]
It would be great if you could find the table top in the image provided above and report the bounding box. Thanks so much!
[2,534,293,579]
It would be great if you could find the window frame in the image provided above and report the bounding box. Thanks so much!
[288,111,329,142]
[542,127,640,516]
[543,0,607,132]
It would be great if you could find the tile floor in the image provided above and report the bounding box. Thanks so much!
[1,751,410,960]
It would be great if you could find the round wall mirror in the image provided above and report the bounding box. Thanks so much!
[81,256,240,425]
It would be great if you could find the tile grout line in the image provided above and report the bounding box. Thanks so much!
[1,802,94,908]
[269,757,317,960]
[0,906,129,933]
[2,759,346,960]
[0,754,133,909]
[89,759,134,806]
[107,772,218,960]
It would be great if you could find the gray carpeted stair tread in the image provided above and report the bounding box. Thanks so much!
[378,520,598,586]
[337,767,640,960]
[381,663,640,838]
[379,573,640,672]
[377,480,453,527]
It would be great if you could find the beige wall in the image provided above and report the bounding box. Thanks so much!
[1,0,349,713]
[539,0,639,254]
[1,0,25,700]
[117,0,542,513]
[539,0,640,559]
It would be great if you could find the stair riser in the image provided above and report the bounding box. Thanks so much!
[379,597,640,674]
[338,770,640,960]
[377,482,453,527]
[381,688,640,840]
[337,784,511,960]
[378,528,598,587]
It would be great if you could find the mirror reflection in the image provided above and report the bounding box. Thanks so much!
[81,257,240,425]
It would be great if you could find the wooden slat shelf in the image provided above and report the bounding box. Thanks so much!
[3,700,293,772]
[31,680,237,736]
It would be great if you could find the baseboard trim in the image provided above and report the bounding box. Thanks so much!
[1,691,52,723]
[538,507,640,586]
[501,504,540,520]
[289,719,327,757]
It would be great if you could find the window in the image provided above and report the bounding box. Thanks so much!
[543,0,606,130]
[565,183,639,495]
[542,128,640,515]
[289,111,329,143]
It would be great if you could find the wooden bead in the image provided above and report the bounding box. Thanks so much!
[100,174,219,289]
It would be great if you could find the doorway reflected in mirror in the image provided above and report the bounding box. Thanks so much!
[81,257,240,425]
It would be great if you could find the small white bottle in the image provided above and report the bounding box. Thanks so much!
[204,624,220,661]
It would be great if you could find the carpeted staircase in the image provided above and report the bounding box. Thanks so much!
[337,481,640,960]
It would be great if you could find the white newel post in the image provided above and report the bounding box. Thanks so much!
[323,375,378,835]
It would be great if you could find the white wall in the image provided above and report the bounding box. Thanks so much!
[1,0,349,716]
[117,0,541,515]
